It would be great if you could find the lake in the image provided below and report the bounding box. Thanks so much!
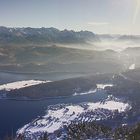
[0,90,108,139]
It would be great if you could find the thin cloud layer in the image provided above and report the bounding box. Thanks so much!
[87,22,110,26]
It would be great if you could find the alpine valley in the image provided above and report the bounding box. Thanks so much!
[1,27,140,140]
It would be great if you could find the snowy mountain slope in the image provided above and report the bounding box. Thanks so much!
[73,84,113,96]
[17,96,131,140]
[0,80,50,91]
[0,80,51,98]
[0,26,100,44]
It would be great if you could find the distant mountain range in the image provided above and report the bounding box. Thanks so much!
[0,26,100,44]
[1,26,140,45]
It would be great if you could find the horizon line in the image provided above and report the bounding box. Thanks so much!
[0,25,140,36]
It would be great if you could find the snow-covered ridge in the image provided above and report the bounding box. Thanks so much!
[0,80,51,91]
[17,97,131,140]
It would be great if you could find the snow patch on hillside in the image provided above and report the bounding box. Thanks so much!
[73,89,96,96]
[17,97,131,139]
[129,64,135,70]
[0,80,50,91]
[73,84,113,96]
[87,100,129,113]
[96,84,113,89]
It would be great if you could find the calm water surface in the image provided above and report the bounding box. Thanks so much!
[0,91,107,139]
[0,71,106,138]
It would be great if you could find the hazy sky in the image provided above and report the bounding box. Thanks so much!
[0,0,140,34]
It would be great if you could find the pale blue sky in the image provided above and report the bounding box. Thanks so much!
[0,0,140,34]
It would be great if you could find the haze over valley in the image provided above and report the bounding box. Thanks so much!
[0,26,140,139]
[1,0,140,139]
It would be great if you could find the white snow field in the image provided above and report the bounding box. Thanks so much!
[0,80,51,91]
[17,96,131,140]
[129,64,135,70]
